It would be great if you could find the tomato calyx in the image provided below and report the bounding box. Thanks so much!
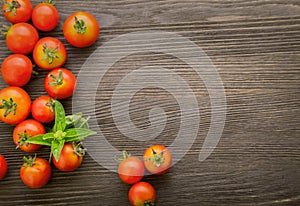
[48,69,63,86]
[143,201,155,206]
[45,97,55,112]
[23,155,36,167]
[17,130,31,148]
[74,16,87,34]
[44,0,55,5]
[147,149,165,167]
[42,44,60,64]
[72,142,85,157]
[0,98,17,117]
[3,0,21,16]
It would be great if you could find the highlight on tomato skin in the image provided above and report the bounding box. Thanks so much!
[2,0,33,24]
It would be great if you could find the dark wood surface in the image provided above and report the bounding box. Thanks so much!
[0,0,299,205]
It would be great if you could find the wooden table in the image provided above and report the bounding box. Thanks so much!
[0,0,299,205]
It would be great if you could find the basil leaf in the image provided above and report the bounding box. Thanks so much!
[64,128,96,142]
[26,134,52,146]
[43,132,55,140]
[52,139,65,162]
[53,100,66,132]
[65,112,83,128]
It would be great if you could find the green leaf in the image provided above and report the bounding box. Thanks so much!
[26,134,52,146]
[53,100,66,132]
[52,139,65,162]
[64,128,96,142]
[65,112,83,128]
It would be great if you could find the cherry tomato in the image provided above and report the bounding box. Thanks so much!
[31,0,59,31]
[63,11,99,48]
[13,119,45,152]
[5,22,39,54]
[44,68,76,99]
[1,54,32,86]
[0,87,31,125]
[33,37,66,70]
[143,144,172,175]
[118,151,144,184]
[0,154,8,180]
[2,0,32,24]
[20,156,51,188]
[128,182,156,206]
[52,142,84,172]
[31,96,55,123]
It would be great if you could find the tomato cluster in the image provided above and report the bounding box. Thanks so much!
[118,145,172,205]
[0,0,99,189]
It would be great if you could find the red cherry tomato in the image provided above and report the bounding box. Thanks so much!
[128,182,156,206]
[52,142,84,172]
[1,54,32,86]
[5,22,39,54]
[44,68,76,99]
[0,154,8,180]
[143,144,172,175]
[20,156,51,188]
[118,151,145,184]
[33,37,66,70]
[31,96,55,123]
[13,119,45,152]
[63,11,99,48]
[0,87,31,125]
[31,0,59,31]
[2,0,32,24]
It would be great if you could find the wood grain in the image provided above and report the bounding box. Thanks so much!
[0,0,299,205]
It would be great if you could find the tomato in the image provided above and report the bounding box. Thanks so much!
[20,156,51,188]
[13,119,45,152]
[2,0,32,24]
[52,142,84,172]
[143,144,172,175]
[63,11,99,48]
[5,22,39,54]
[128,182,156,206]
[118,151,144,184]
[1,54,32,86]
[33,37,66,70]
[0,87,31,125]
[0,154,8,180]
[31,0,59,31]
[31,96,55,123]
[44,68,76,99]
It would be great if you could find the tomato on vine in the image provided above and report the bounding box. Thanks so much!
[128,182,156,206]
[33,37,66,70]
[13,119,45,152]
[31,96,55,123]
[5,22,39,54]
[20,156,51,188]
[0,87,31,125]
[44,68,76,99]
[143,144,172,175]
[2,0,32,24]
[118,151,145,185]
[0,154,8,180]
[31,0,59,31]
[63,11,99,48]
[1,54,32,87]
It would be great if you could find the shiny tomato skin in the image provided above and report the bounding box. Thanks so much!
[31,2,59,31]
[128,182,156,206]
[0,87,31,125]
[118,156,145,185]
[31,96,55,123]
[143,144,172,175]
[33,37,66,70]
[20,157,51,188]
[2,0,32,24]
[6,22,39,54]
[1,54,32,86]
[63,11,99,48]
[13,119,45,152]
[0,154,8,180]
[44,68,76,99]
[52,142,83,172]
